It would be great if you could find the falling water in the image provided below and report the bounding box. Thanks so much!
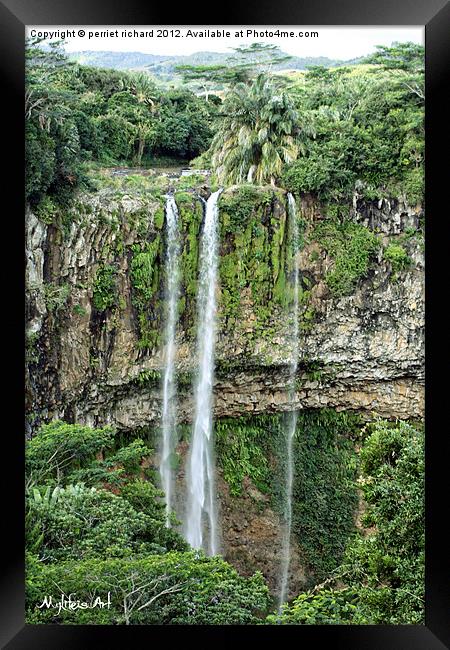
[160,195,181,526]
[278,192,300,612]
[185,189,223,554]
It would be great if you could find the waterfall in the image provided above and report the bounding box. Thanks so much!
[185,188,223,555]
[278,192,300,612]
[160,195,181,526]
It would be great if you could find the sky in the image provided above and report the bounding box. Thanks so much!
[26,26,424,61]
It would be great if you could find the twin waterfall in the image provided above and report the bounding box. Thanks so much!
[160,189,222,554]
[159,189,300,598]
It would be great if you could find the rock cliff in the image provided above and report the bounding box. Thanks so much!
[26,184,424,433]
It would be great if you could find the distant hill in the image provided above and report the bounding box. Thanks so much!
[68,49,363,78]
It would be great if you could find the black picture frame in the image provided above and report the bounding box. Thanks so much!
[1,0,449,646]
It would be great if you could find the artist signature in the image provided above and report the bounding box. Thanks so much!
[36,593,112,615]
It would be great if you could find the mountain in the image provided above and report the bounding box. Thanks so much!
[67,49,363,79]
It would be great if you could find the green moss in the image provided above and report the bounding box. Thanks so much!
[177,195,203,334]
[153,206,165,230]
[218,185,263,233]
[215,416,274,496]
[218,188,297,333]
[126,206,152,238]
[130,239,160,305]
[130,238,162,350]
[300,306,316,333]
[174,191,193,205]
[73,304,87,317]
[44,282,70,314]
[271,409,361,584]
[175,173,207,191]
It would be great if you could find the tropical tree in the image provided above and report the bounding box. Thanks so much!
[365,42,424,101]
[118,73,158,165]
[124,71,158,109]
[25,38,88,206]
[176,43,292,101]
[209,74,302,186]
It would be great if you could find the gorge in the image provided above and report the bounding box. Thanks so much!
[24,37,426,625]
[25,172,424,599]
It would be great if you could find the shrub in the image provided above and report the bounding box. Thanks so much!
[26,421,115,486]
[26,484,185,562]
[384,243,411,273]
[314,221,380,296]
[26,552,269,625]
[43,283,70,314]
[92,264,118,311]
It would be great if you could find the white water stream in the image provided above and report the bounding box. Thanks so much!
[160,195,181,526]
[278,192,300,611]
[185,189,223,554]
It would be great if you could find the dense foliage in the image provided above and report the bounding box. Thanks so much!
[276,410,360,583]
[27,552,268,625]
[27,40,424,211]
[270,420,424,624]
[26,422,269,624]
[25,39,219,208]
[216,409,360,583]
[313,221,381,296]
[26,39,424,627]
[281,51,424,206]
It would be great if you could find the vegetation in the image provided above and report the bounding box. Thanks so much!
[176,43,294,96]
[130,240,162,349]
[210,74,300,186]
[216,417,272,496]
[274,410,361,583]
[43,282,70,313]
[271,420,424,624]
[26,421,269,624]
[92,264,117,311]
[384,242,412,274]
[313,221,381,296]
[27,552,268,625]
[282,48,424,205]
[25,38,219,210]
[26,40,423,211]
[25,38,424,627]
[216,410,360,583]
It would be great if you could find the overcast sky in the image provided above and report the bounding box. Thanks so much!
[26,26,424,61]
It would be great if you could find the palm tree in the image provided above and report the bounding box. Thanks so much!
[119,72,158,165]
[210,74,302,186]
[125,72,158,110]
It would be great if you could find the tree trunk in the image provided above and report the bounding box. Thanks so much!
[135,137,145,166]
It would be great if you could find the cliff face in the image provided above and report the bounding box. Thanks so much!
[25,185,424,433]
[25,180,424,596]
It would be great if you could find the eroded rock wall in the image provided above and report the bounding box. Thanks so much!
[25,186,424,432]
